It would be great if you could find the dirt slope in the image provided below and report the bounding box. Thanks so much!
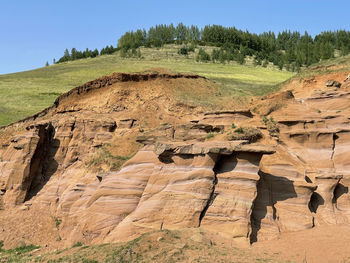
[0,67,350,262]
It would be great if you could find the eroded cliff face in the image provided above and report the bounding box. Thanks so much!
[0,70,350,248]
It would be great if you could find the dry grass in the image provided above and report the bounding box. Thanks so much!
[0,44,293,126]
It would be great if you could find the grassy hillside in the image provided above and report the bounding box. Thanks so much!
[0,229,288,262]
[0,45,293,126]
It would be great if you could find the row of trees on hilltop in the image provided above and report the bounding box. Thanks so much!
[56,45,118,63]
[53,24,350,71]
[117,23,350,70]
[117,23,201,49]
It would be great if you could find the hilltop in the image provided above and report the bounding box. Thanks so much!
[0,44,293,126]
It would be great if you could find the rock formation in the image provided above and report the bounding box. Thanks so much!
[0,69,350,249]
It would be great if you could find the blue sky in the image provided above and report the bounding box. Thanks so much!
[1,0,350,74]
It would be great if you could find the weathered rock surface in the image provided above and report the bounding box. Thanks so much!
[0,122,54,207]
[0,69,350,249]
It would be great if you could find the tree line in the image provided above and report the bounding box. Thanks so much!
[55,45,118,64]
[118,23,350,71]
[53,23,350,71]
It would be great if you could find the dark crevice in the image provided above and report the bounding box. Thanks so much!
[96,175,103,182]
[308,192,324,213]
[108,122,117,132]
[272,205,277,220]
[332,182,349,208]
[198,175,218,226]
[70,121,76,132]
[25,123,60,202]
[331,133,338,161]
[158,153,175,164]
[305,175,313,183]
[198,154,222,226]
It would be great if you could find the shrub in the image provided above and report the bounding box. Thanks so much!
[72,242,83,248]
[54,217,62,228]
[262,60,268,67]
[227,127,262,143]
[196,48,211,62]
[262,116,268,125]
[262,116,280,135]
[206,133,215,139]
[178,46,189,55]
[234,127,244,133]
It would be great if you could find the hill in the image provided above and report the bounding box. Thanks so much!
[1,49,350,262]
[0,44,293,126]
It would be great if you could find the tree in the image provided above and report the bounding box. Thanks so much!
[196,48,210,62]
[236,53,245,64]
[175,23,188,44]
[83,48,92,58]
[187,25,201,42]
[57,48,70,63]
[52,24,350,69]
[64,48,70,58]
[45,61,49,67]
[92,49,99,57]
[71,48,77,60]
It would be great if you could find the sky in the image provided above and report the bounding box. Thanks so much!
[1,0,350,74]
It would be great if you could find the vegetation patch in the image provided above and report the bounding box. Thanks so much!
[263,116,280,136]
[226,127,262,142]
[117,23,350,71]
[72,242,84,248]
[205,132,216,140]
[87,146,135,171]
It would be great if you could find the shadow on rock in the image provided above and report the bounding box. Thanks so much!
[333,183,349,207]
[250,171,297,244]
[25,137,60,201]
[308,192,324,213]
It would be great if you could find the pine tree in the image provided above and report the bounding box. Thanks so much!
[71,48,77,60]
[64,49,70,60]
[175,23,188,44]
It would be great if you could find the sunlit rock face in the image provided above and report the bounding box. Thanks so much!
[0,70,350,248]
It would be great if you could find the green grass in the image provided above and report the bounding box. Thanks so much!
[0,229,286,262]
[0,242,40,263]
[289,53,350,79]
[86,145,136,171]
[0,44,294,126]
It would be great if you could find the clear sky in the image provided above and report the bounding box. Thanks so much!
[1,0,350,74]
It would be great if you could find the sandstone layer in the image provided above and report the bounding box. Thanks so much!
[0,69,349,249]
